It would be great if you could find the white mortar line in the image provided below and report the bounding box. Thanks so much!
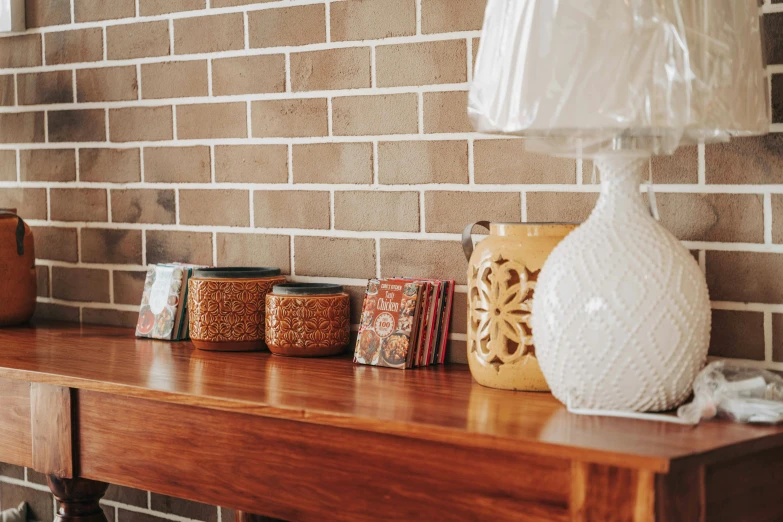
[521,192,527,221]
[106,187,112,222]
[284,52,291,92]
[102,27,108,60]
[419,190,425,232]
[372,141,379,184]
[374,238,381,278]
[210,144,216,183]
[135,0,140,17]
[141,229,147,264]
[327,96,333,136]
[329,189,335,230]
[207,59,213,96]
[712,301,783,313]
[324,1,331,43]
[74,148,80,181]
[467,138,475,184]
[0,30,481,75]
[698,142,706,185]
[0,83,469,111]
[243,12,250,49]
[8,179,783,195]
[246,100,252,137]
[466,37,473,83]
[0,475,52,493]
[708,356,783,371]
[249,189,255,228]
[13,73,18,105]
[169,19,175,55]
[416,0,422,34]
[139,147,145,182]
[100,499,213,522]
[417,92,424,134]
[18,219,783,255]
[212,231,218,265]
[174,188,180,224]
[71,70,77,102]
[290,235,296,275]
[171,105,178,140]
[108,268,115,303]
[765,311,773,362]
[765,193,774,244]
[370,45,377,88]
[287,143,293,183]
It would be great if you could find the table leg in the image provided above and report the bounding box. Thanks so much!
[47,476,109,522]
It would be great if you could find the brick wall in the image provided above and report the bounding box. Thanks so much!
[0,464,240,522]
[0,0,781,365]
[0,0,781,519]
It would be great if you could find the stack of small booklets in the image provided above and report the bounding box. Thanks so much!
[354,278,455,369]
[135,263,205,341]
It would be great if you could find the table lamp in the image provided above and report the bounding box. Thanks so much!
[469,0,769,412]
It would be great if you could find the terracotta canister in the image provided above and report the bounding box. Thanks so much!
[188,267,286,352]
[266,283,350,357]
[0,210,36,326]
[463,222,576,391]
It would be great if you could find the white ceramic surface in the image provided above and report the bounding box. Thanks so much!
[531,155,711,412]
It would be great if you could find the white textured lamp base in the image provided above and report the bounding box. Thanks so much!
[531,155,711,412]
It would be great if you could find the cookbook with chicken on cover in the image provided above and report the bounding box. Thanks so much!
[354,278,455,369]
[354,279,423,369]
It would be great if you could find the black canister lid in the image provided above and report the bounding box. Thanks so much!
[272,283,344,295]
[192,267,282,279]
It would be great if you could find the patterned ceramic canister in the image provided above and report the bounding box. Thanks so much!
[265,283,351,357]
[463,222,577,391]
[188,267,286,352]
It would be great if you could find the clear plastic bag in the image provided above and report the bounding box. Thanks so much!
[468,0,769,158]
[677,361,783,425]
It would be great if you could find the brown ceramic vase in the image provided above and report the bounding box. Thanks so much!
[188,268,286,352]
[265,283,351,357]
[0,210,36,326]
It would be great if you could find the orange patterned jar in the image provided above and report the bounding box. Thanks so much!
[188,267,286,352]
[266,283,351,357]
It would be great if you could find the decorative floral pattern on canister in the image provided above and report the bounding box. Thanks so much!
[463,222,576,391]
[187,267,286,352]
[265,283,351,357]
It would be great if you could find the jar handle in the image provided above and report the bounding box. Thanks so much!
[0,211,26,256]
[462,221,491,261]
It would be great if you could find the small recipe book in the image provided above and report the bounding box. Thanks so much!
[354,278,455,369]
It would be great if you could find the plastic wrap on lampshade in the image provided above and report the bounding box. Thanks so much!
[468,0,770,157]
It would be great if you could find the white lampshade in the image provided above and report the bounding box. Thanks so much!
[468,0,770,157]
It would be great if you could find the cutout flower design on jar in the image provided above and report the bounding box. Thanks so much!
[470,254,538,370]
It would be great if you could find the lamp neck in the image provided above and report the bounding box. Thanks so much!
[592,155,651,220]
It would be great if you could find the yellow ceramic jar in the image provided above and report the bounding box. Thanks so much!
[463,222,576,392]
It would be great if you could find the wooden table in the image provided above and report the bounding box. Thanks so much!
[0,321,781,522]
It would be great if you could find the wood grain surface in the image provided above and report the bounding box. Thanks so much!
[0,322,782,520]
[77,390,571,522]
[0,321,782,473]
[31,383,73,478]
[0,377,32,467]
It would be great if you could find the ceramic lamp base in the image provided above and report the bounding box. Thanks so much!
[531,154,711,412]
